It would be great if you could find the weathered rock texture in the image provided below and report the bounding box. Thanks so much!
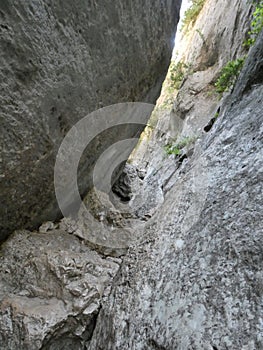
[0,0,181,239]
[132,0,253,167]
[170,0,253,138]
[1,1,262,349]
[87,29,263,350]
[84,1,263,348]
[0,228,121,350]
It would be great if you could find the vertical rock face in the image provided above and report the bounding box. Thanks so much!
[0,0,181,239]
[87,6,263,350]
[132,0,253,168]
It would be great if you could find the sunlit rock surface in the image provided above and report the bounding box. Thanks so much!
[88,30,263,350]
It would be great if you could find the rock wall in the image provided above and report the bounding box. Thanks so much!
[0,0,181,240]
[131,0,253,168]
[87,3,263,350]
[1,1,262,349]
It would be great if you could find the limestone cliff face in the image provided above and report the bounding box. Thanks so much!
[0,0,181,240]
[170,0,253,138]
[86,3,263,350]
[132,0,253,167]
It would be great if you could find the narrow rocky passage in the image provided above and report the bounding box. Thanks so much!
[1,0,263,349]
[0,0,181,348]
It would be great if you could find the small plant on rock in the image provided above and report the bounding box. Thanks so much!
[169,61,189,90]
[215,57,245,93]
[196,28,206,44]
[164,136,197,156]
[181,0,206,33]
[243,1,263,49]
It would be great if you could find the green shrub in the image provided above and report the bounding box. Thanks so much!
[164,144,181,156]
[164,136,197,156]
[215,58,245,93]
[168,61,191,90]
[181,0,206,32]
[243,1,263,48]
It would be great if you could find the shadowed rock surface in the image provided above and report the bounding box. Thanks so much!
[0,0,181,239]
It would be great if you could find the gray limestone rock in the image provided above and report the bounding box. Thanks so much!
[132,0,254,170]
[87,17,263,350]
[1,1,262,349]
[0,229,120,350]
[0,0,181,240]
